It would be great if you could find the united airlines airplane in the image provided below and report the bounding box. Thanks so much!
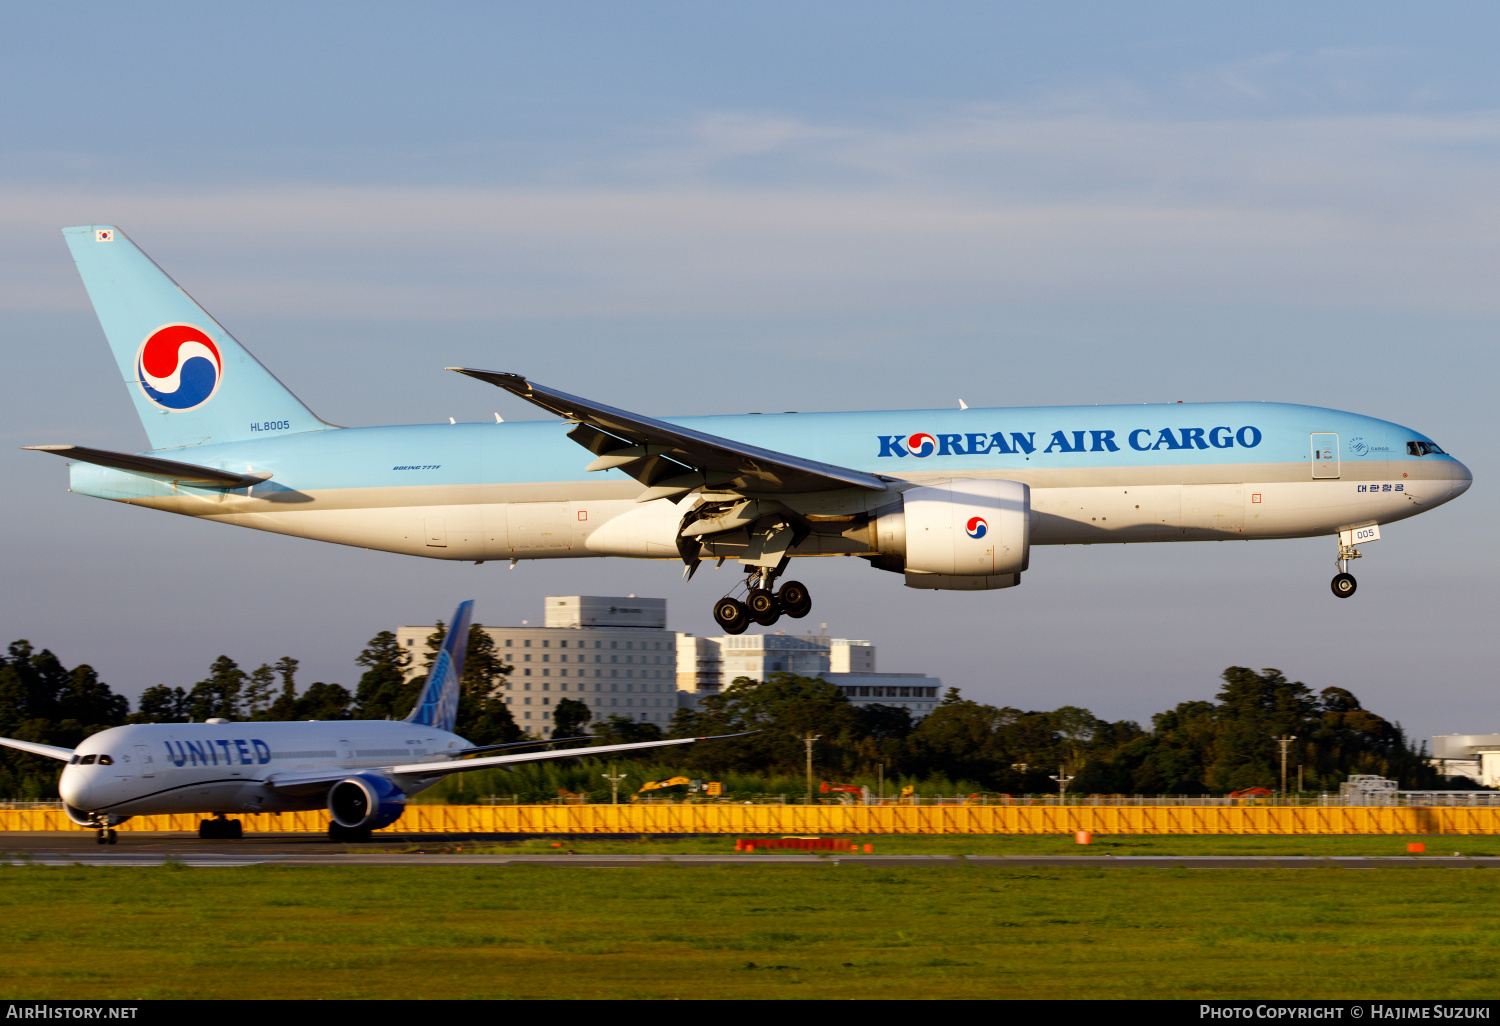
[0,602,735,843]
[30,227,1471,632]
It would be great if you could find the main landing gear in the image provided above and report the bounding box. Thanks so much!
[712,566,812,635]
[94,828,116,845]
[198,815,243,840]
[328,823,373,842]
[1331,537,1361,599]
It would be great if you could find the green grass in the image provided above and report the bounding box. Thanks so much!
[2,860,1499,999]
[411,832,1500,857]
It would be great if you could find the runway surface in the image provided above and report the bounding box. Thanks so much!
[0,833,1494,868]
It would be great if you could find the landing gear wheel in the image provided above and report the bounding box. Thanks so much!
[106,829,117,845]
[95,829,107,845]
[198,817,243,839]
[713,597,750,635]
[777,581,811,619]
[746,588,781,626]
[1331,573,1357,599]
[328,823,373,843]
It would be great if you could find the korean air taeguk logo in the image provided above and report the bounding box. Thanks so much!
[904,433,936,457]
[137,324,222,411]
[966,516,988,539]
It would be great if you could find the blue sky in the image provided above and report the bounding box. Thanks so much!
[2,3,1496,747]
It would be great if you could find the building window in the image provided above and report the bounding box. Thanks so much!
[542,640,549,648]
[525,640,531,648]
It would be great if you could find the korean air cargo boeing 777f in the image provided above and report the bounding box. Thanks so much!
[0,602,741,843]
[30,227,1471,631]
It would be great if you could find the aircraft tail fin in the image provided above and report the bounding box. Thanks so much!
[61,226,330,451]
[404,601,474,734]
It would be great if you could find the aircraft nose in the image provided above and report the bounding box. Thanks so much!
[58,768,90,810]
[1449,459,1473,500]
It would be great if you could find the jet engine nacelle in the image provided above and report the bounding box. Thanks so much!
[873,479,1029,590]
[328,774,407,831]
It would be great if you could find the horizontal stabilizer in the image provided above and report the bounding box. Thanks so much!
[0,736,75,762]
[23,445,272,488]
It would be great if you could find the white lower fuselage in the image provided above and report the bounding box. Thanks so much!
[79,461,1468,561]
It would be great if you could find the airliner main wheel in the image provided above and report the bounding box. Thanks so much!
[1331,573,1357,598]
[747,588,781,626]
[713,597,750,635]
[778,581,811,618]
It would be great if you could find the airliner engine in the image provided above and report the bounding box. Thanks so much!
[328,774,407,834]
[871,479,1030,590]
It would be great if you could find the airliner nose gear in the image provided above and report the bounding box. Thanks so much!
[1332,536,1362,599]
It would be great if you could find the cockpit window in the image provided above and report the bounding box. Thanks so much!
[78,754,96,765]
[68,754,79,765]
[98,755,113,766]
[1407,441,1446,457]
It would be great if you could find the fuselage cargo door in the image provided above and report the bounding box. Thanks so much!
[424,517,448,547]
[1311,433,1340,479]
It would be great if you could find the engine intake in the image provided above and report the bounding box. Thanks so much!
[328,774,408,831]
[873,479,1030,589]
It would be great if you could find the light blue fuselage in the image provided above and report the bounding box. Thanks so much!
[66,401,1470,563]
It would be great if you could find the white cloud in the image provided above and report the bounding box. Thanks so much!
[3,103,1499,321]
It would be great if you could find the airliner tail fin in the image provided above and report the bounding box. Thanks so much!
[404,601,474,734]
[61,226,329,451]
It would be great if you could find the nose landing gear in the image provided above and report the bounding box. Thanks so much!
[1331,537,1362,599]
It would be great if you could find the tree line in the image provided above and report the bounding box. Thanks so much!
[659,667,1450,794]
[0,625,1455,799]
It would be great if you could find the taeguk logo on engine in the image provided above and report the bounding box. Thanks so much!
[966,517,988,539]
[137,324,222,411]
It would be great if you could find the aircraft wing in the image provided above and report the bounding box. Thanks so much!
[23,445,272,488]
[0,736,75,762]
[260,732,751,796]
[448,368,887,500]
[384,732,751,779]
